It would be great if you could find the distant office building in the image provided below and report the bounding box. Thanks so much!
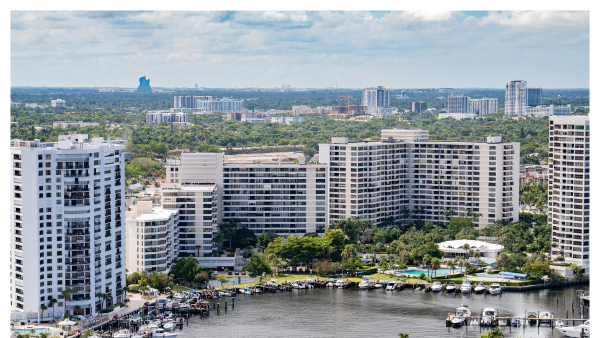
[315,106,334,115]
[271,117,304,124]
[226,111,256,121]
[505,80,528,115]
[447,94,470,114]
[51,99,66,108]
[411,102,427,113]
[195,84,199,90]
[527,88,542,106]
[53,121,100,128]
[137,76,152,93]
[172,96,244,113]
[469,98,498,116]
[146,112,190,126]
[525,104,571,117]
[438,113,477,120]
[362,86,392,117]
[292,105,314,115]
[548,115,590,273]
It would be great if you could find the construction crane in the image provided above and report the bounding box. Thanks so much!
[337,94,353,114]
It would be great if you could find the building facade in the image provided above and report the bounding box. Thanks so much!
[447,95,470,114]
[548,116,590,272]
[505,80,528,115]
[362,86,392,117]
[527,88,542,107]
[468,98,498,116]
[125,201,178,274]
[318,130,519,228]
[525,104,571,117]
[146,112,190,126]
[10,134,126,319]
[271,117,304,124]
[172,96,244,113]
[411,102,427,113]
[51,99,66,108]
[52,121,100,128]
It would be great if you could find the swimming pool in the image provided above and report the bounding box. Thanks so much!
[398,268,464,276]
[11,328,50,334]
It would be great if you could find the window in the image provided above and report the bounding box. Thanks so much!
[39,171,43,176]
[45,154,51,160]
[38,155,42,160]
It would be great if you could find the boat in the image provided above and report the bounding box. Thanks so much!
[446,282,457,292]
[291,281,300,289]
[386,281,396,291]
[460,279,472,293]
[373,281,383,289]
[451,304,471,327]
[556,320,590,337]
[539,311,552,325]
[489,283,501,295]
[474,283,486,293]
[141,327,179,338]
[335,279,344,288]
[326,282,333,287]
[481,307,497,326]
[358,276,371,290]
[113,329,132,338]
[431,281,443,292]
[296,281,306,289]
[511,316,521,327]
[240,286,253,295]
[527,312,538,325]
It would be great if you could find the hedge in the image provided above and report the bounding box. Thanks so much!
[356,267,378,275]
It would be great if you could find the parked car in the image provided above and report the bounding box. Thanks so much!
[241,272,246,275]
[227,271,233,275]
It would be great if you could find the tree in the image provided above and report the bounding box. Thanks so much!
[567,264,583,277]
[194,271,209,287]
[245,254,273,278]
[302,147,316,161]
[422,254,432,278]
[60,288,73,315]
[522,261,551,279]
[218,219,240,250]
[216,274,229,288]
[195,245,202,258]
[48,298,57,321]
[448,261,457,277]
[40,304,48,321]
[257,231,278,251]
[480,327,504,338]
[398,334,409,338]
[442,209,457,221]
[431,258,441,278]
[462,243,471,260]
[448,217,475,233]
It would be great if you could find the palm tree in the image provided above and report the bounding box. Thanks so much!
[73,305,81,316]
[49,298,57,321]
[40,304,48,321]
[468,249,475,261]
[60,288,73,315]
[474,250,481,263]
[195,245,202,257]
[462,243,470,260]
[95,292,105,310]
[448,261,457,277]
[398,333,409,338]
[442,209,457,222]
[431,258,441,278]
[422,254,432,278]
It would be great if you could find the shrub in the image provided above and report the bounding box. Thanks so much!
[419,273,426,279]
[356,267,378,275]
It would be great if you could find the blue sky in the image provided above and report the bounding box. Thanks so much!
[11,11,589,88]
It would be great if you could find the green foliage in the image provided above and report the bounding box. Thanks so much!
[169,256,203,286]
[329,217,372,242]
[245,253,273,278]
[216,274,230,287]
[257,231,278,251]
[480,328,504,338]
[125,158,164,179]
[266,230,346,265]
[196,144,222,152]
[447,217,474,233]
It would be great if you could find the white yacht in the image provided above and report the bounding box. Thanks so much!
[431,281,443,292]
[240,286,252,295]
[556,320,590,337]
[335,279,345,288]
[358,276,371,290]
[539,311,552,325]
[162,322,176,332]
[141,327,179,338]
[451,304,471,327]
[460,279,472,293]
[113,329,132,338]
[386,281,396,291]
[446,282,457,292]
[326,281,334,287]
[474,283,486,293]
[489,283,501,295]
[481,307,497,326]
[373,281,383,288]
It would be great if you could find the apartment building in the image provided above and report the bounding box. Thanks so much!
[173,96,244,113]
[271,117,304,124]
[468,98,498,116]
[146,112,190,126]
[10,134,126,320]
[447,95,470,114]
[51,99,66,108]
[318,129,519,228]
[505,80,528,115]
[525,104,571,117]
[548,116,590,272]
[125,201,178,273]
[362,86,392,117]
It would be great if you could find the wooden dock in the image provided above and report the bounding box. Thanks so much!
[445,314,589,327]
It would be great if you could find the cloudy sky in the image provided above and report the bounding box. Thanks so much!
[11,11,589,88]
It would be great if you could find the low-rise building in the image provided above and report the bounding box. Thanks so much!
[146,112,190,126]
[525,104,571,117]
[52,121,100,128]
[519,165,549,185]
[271,117,304,124]
[51,99,66,108]
[437,239,504,260]
[438,113,477,120]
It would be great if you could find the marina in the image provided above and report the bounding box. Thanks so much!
[64,280,588,337]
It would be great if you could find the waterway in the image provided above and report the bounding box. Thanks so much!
[176,284,588,338]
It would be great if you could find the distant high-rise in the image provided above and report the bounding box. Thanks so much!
[362,86,392,117]
[527,87,542,106]
[411,101,427,113]
[195,84,199,90]
[469,98,498,116]
[447,94,470,114]
[401,91,406,100]
[137,76,152,93]
[505,80,528,115]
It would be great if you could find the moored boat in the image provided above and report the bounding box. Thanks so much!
[446,282,457,292]
[386,281,396,291]
[489,283,501,295]
[451,304,471,327]
[556,320,590,337]
[460,279,472,293]
[474,283,486,293]
[431,281,443,292]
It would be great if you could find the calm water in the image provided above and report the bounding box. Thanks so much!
[402,268,464,276]
[177,284,588,338]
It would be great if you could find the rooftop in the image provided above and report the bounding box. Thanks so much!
[134,207,177,221]
[437,239,504,252]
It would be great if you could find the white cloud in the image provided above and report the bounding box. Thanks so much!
[479,11,589,28]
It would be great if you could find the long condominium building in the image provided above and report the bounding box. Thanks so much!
[173,96,244,113]
[10,134,126,320]
[319,129,519,228]
[146,112,190,126]
[468,98,498,116]
[447,94,470,114]
[548,116,590,272]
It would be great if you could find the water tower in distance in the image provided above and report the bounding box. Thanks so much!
[401,90,406,100]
